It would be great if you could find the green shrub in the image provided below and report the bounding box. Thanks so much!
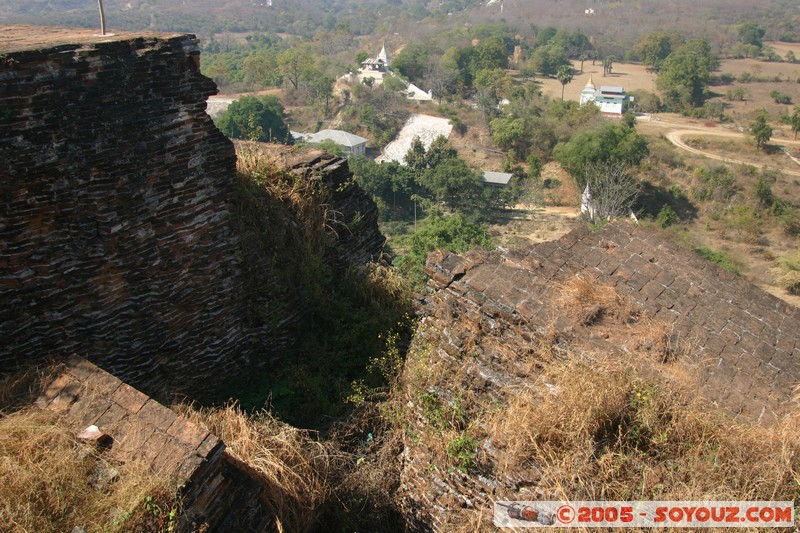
[446,433,478,472]
[656,204,679,228]
[695,246,740,275]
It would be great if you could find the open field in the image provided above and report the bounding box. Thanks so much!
[537,60,658,102]
[762,40,800,57]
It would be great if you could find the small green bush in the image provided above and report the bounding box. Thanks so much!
[695,246,740,275]
[656,204,679,228]
[446,433,478,472]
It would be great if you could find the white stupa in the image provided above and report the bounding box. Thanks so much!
[579,75,596,106]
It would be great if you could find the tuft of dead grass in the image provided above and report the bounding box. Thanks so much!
[174,401,406,532]
[174,403,332,533]
[0,407,176,533]
[558,275,637,326]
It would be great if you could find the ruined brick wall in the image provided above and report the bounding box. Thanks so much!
[423,222,800,423]
[0,27,247,393]
[397,222,800,529]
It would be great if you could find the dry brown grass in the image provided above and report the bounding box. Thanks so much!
[174,403,333,533]
[486,354,800,504]
[173,400,406,531]
[558,274,637,326]
[0,407,176,533]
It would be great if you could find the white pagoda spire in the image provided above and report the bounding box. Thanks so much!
[377,43,390,68]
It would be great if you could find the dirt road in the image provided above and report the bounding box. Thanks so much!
[639,115,800,176]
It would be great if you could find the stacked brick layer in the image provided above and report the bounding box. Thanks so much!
[0,29,246,392]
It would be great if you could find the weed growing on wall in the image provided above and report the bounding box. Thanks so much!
[215,144,415,427]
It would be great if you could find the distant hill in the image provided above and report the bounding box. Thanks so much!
[0,0,431,38]
[1,0,797,54]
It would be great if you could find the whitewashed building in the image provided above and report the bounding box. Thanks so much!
[579,76,633,116]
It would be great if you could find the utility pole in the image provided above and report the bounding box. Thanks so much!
[97,0,106,35]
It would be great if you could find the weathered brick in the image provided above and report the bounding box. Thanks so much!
[166,416,208,448]
[137,399,178,432]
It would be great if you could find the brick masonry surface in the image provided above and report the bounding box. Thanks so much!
[425,222,800,424]
[0,27,247,392]
[0,28,386,397]
[37,356,274,531]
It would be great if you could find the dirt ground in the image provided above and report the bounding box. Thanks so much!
[489,205,580,248]
[537,60,658,102]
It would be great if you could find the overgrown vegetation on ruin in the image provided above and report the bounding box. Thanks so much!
[394,276,800,530]
[219,144,414,426]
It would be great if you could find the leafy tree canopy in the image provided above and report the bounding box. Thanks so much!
[739,23,766,49]
[530,44,570,77]
[393,212,492,287]
[656,39,718,109]
[553,122,649,188]
[634,31,684,73]
[216,95,290,143]
[393,43,432,82]
[750,111,773,151]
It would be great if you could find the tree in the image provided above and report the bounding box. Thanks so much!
[305,72,335,116]
[474,68,512,121]
[418,158,486,211]
[553,122,649,188]
[216,95,290,143]
[791,107,800,139]
[656,39,718,109]
[424,62,457,103]
[739,23,766,49]
[473,36,510,72]
[530,44,570,76]
[705,100,725,121]
[581,162,641,223]
[350,157,414,212]
[382,74,409,94]
[242,51,280,87]
[634,31,684,73]
[393,43,430,82]
[404,136,457,174]
[750,111,772,151]
[602,56,615,76]
[277,47,310,90]
[393,212,492,287]
[556,64,574,100]
[490,116,528,161]
[355,51,369,67]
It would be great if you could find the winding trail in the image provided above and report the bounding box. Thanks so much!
[639,116,800,177]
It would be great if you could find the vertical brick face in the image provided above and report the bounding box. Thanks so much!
[0,30,246,393]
